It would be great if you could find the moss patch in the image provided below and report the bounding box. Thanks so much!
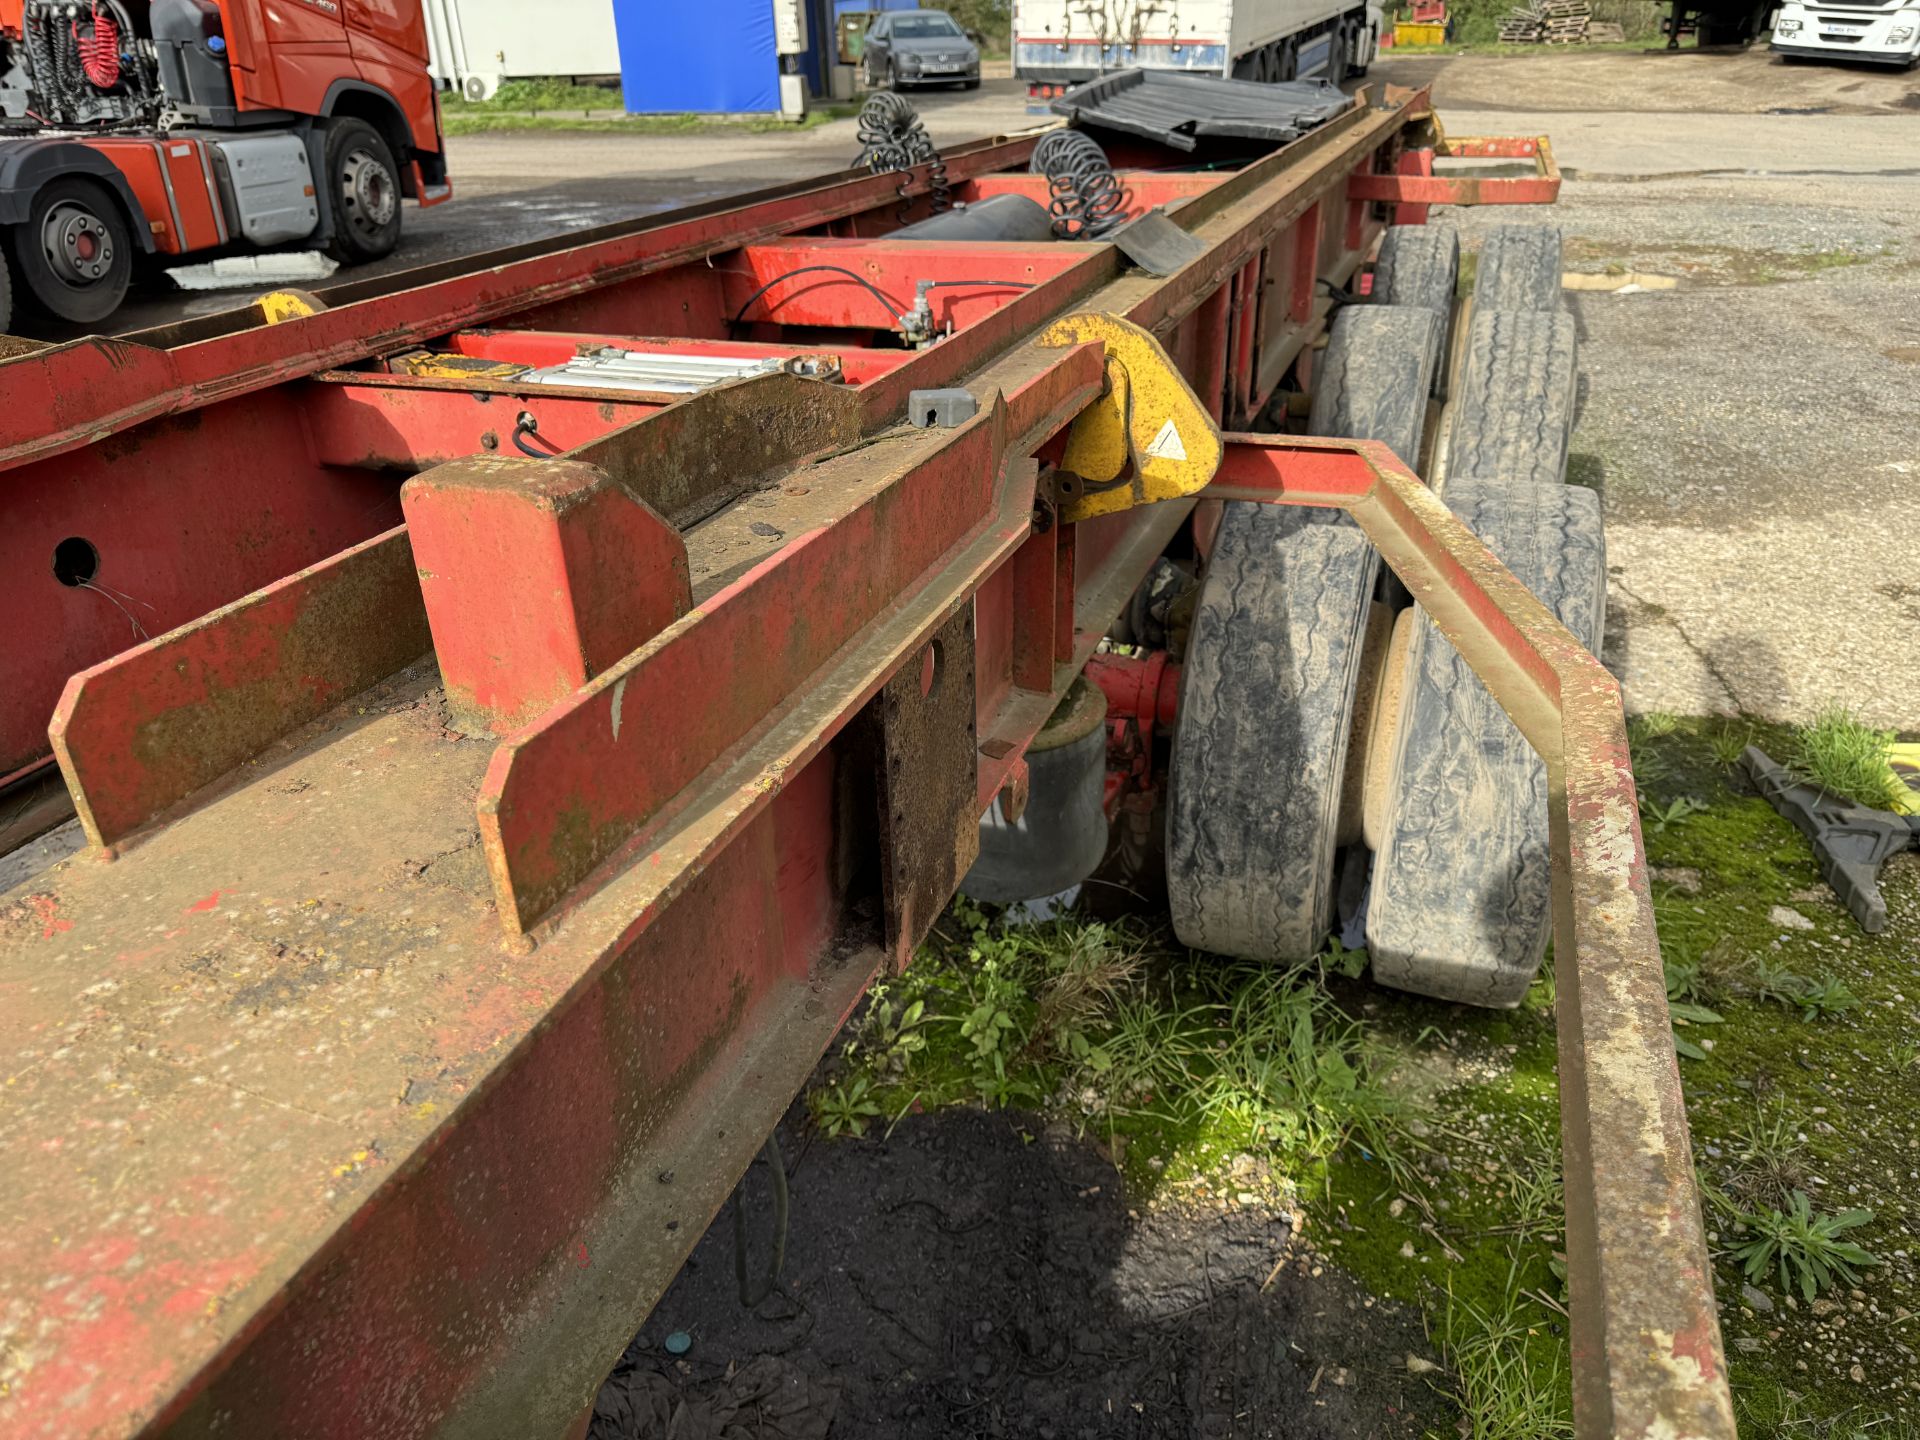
[1562,237,1898,288]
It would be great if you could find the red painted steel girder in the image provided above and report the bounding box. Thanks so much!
[0,91,1424,786]
[0,139,1035,476]
[0,95,1412,1439]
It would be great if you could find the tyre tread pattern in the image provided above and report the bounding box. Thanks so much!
[1366,476,1607,1005]
[1372,226,1459,395]
[1450,310,1578,489]
[1167,305,1436,960]
[1473,225,1564,312]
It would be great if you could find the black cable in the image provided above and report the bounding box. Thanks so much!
[856,91,950,217]
[730,1133,789,1308]
[729,264,902,330]
[512,412,562,457]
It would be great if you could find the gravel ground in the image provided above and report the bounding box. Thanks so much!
[1426,105,1920,729]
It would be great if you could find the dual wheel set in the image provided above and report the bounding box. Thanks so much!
[1169,224,1601,1007]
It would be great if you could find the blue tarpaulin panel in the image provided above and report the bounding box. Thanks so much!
[616,0,780,114]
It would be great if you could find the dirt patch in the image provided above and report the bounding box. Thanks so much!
[591,1109,1442,1439]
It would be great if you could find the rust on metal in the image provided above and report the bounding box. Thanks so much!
[868,607,981,969]
[1347,134,1561,207]
[0,86,1712,1440]
[401,457,692,736]
[48,526,431,849]
[567,370,868,530]
[1208,437,1734,1440]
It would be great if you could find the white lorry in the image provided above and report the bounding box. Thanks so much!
[1770,0,1920,65]
[1013,0,1383,99]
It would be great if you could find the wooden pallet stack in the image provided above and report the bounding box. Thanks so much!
[1541,0,1593,42]
[1496,0,1544,41]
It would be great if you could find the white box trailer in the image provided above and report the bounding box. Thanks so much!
[424,0,621,102]
[1012,0,1383,93]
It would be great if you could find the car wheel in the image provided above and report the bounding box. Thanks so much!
[888,60,902,90]
[322,117,403,265]
[9,177,131,325]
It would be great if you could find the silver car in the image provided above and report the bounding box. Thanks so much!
[863,9,982,91]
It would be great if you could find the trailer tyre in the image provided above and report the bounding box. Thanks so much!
[9,178,131,325]
[1449,309,1578,487]
[1373,225,1460,395]
[1365,476,1607,1006]
[322,118,403,266]
[1471,225,1564,312]
[1166,305,1437,962]
[1308,305,1441,466]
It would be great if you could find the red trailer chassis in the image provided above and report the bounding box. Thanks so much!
[0,92,1729,1439]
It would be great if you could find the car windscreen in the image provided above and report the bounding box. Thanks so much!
[892,14,963,38]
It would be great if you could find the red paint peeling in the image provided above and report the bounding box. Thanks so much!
[186,889,226,914]
[26,893,71,938]
[574,1239,590,1268]
[1669,1310,1721,1382]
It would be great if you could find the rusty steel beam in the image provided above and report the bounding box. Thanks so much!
[479,346,1106,940]
[1209,437,1735,1440]
[50,528,431,849]
[1347,134,1561,208]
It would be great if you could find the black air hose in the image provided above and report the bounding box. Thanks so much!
[855,90,950,216]
[1030,129,1129,241]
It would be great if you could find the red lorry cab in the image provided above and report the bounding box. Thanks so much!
[0,0,447,328]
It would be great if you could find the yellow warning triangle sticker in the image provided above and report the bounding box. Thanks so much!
[1144,417,1187,462]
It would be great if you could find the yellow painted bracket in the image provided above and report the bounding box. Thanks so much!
[387,351,531,381]
[254,289,327,324]
[1038,311,1223,525]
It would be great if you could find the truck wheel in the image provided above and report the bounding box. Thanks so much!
[1471,225,1564,312]
[9,178,131,325]
[1166,305,1438,961]
[1325,23,1351,85]
[1365,476,1607,1006]
[1448,309,1578,488]
[322,118,403,265]
[0,248,13,334]
[1372,225,1460,395]
[1308,306,1441,466]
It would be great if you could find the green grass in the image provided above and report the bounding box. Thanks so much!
[1437,1263,1575,1440]
[806,715,1920,1437]
[440,80,857,135]
[813,902,1414,1197]
[1789,706,1905,810]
